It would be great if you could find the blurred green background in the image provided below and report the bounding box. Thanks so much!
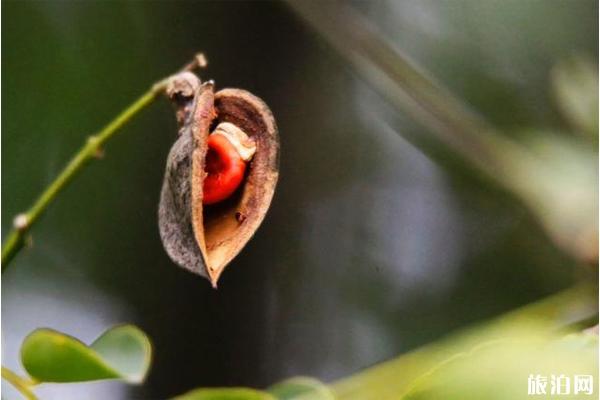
[2,1,597,399]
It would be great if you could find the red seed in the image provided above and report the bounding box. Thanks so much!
[203,134,247,204]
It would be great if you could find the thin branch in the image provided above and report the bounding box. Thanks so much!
[1,54,207,272]
[1,84,164,269]
[1,366,38,400]
[285,1,598,262]
[285,0,527,190]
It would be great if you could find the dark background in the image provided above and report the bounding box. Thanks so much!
[2,1,597,399]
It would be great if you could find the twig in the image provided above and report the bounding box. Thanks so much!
[285,1,597,262]
[1,83,165,269]
[1,54,207,272]
[1,366,38,400]
[285,0,513,178]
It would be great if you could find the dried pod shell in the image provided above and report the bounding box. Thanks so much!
[158,72,279,287]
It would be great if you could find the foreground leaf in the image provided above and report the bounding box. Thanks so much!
[21,325,151,384]
[403,331,597,400]
[268,377,334,400]
[172,388,276,400]
[330,286,597,400]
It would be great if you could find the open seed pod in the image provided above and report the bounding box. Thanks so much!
[158,72,279,287]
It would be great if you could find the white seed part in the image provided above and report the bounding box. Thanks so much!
[211,122,256,161]
[195,53,208,68]
[13,213,29,230]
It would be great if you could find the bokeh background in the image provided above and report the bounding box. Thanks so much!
[2,1,597,399]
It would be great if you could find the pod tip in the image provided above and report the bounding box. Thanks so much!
[207,268,220,289]
[210,277,219,289]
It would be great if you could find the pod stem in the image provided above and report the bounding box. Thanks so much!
[1,54,207,272]
[1,366,39,400]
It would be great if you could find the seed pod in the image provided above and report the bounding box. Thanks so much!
[158,72,279,287]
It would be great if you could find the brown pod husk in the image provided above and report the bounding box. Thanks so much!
[158,72,279,287]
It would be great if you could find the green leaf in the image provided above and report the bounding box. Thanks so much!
[268,377,334,400]
[328,286,597,400]
[402,332,598,400]
[90,325,152,383]
[172,388,276,400]
[21,324,152,384]
[171,378,334,400]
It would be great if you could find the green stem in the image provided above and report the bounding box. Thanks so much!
[1,79,169,271]
[1,366,38,400]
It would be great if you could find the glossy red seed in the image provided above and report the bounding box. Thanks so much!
[203,134,247,205]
